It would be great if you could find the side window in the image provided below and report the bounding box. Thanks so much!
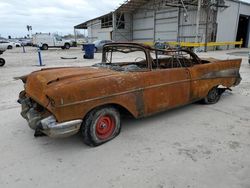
[55,36,62,41]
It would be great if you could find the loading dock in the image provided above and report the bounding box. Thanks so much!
[236,15,249,47]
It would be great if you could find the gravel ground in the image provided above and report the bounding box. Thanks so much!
[0,47,250,188]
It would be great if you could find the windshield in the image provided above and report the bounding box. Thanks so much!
[93,45,148,72]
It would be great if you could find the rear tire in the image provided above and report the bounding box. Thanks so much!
[203,87,221,104]
[81,107,121,146]
[0,58,5,67]
[7,45,13,49]
[42,44,48,50]
[64,43,70,49]
[94,47,97,53]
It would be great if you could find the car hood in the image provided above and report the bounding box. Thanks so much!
[27,66,117,87]
[24,66,118,105]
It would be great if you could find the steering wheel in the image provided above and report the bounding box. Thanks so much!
[134,57,146,62]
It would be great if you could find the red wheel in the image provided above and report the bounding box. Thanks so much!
[95,115,115,140]
[82,107,121,146]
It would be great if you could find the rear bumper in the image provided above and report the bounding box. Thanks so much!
[234,73,242,86]
[19,95,82,138]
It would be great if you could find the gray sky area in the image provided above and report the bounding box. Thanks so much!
[0,0,249,38]
[0,0,124,38]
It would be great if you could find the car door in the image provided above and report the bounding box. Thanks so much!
[142,65,191,116]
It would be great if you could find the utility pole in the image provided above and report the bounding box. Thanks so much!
[195,0,201,43]
[204,2,210,52]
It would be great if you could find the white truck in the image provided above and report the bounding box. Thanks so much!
[32,33,71,50]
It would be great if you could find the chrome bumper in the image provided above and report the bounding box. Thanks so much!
[19,95,82,138]
[39,116,82,138]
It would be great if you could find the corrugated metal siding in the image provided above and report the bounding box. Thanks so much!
[217,0,250,48]
[113,13,132,41]
[132,11,154,41]
[178,7,217,43]
[179,8,207,42]
[85,0,220,43]
[87,20,112,42]
[155,8,178,41]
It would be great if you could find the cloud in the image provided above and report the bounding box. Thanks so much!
[0,0,124,38]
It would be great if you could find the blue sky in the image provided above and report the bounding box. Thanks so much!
[0,0,249,38]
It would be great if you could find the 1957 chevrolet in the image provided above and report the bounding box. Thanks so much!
[18,43,242,146]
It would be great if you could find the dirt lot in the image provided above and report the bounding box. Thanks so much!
[0,47,250,188]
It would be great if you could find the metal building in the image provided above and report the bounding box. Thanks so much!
[74,0,250,48]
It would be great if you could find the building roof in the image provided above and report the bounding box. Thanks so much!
[231,0,250,6]
[115,0,235,12]
[74,0,250,29]
[116,0,204,12]
[116,0,151,12]
[74,12,113,29]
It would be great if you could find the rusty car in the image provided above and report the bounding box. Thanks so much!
[18,43,242,146]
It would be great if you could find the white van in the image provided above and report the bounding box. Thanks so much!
[32,33,71,50]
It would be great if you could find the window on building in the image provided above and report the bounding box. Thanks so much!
[116,13,125,29]
[101,14,113,28]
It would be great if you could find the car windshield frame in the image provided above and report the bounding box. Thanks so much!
[95,43,150,72]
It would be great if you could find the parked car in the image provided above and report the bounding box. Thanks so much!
[14,42,21,47]
[19,39,33,46]
[0,40,15,49]
[0,41,6,66]
[93,40,113,52]
[9,39,21,47]
[32,33,71,50]
[0,41,8,51]
[0,50,5,67]
[17,43,242,146]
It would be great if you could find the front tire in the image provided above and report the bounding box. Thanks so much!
[94,47,97,53]
[0,58,5,66]
[203,87,221,104]
[7,45,13,49]
[81,107,121,146]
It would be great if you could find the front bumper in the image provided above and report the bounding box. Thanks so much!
[39,116,82,138]
[19,95,82,138]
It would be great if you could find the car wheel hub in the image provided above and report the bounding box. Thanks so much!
[96,115,115,140]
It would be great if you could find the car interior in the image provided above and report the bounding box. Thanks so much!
[95,45,210,71]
